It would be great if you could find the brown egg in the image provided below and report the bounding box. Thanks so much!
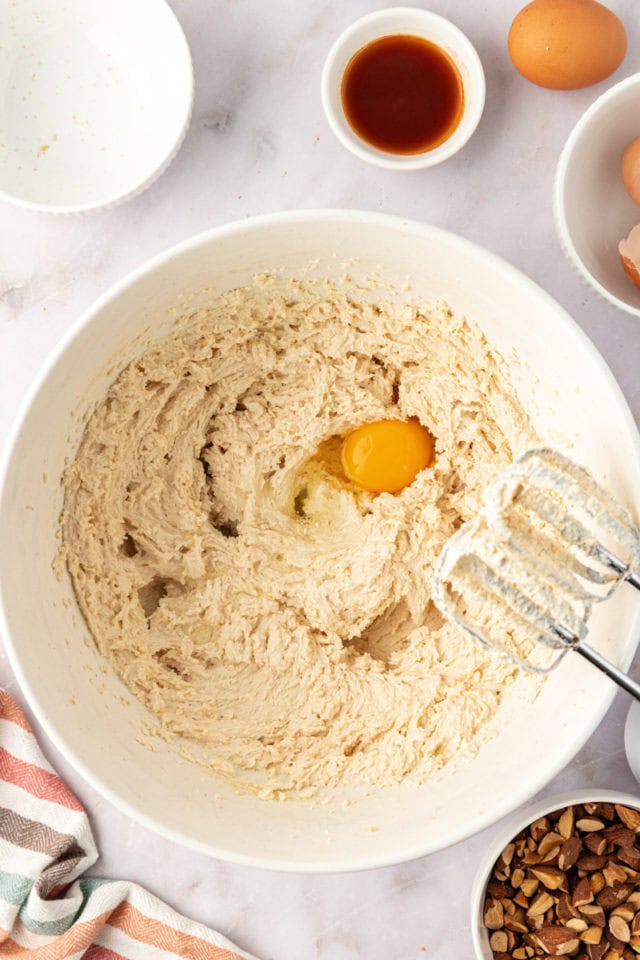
[508,0,627,90]
[621,137,640,206]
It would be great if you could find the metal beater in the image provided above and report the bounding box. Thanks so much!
[432,448,640,701]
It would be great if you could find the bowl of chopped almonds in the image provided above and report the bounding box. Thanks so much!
[471,790,640,960]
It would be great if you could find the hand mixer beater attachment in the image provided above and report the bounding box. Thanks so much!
[433,448,640,700]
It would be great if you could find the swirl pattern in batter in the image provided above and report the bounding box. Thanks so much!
[60,278,539,798]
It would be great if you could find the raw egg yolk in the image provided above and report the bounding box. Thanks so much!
[341,419,435,494]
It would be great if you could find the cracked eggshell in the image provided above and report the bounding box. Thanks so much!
[619,224,640,289]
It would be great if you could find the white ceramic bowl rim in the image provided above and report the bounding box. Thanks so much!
[321,7,486,170]
[470,788,640,960]
[554,72,640,319]
[2,210,640,872]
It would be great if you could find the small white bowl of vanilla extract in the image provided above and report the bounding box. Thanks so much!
[321,7,485,170]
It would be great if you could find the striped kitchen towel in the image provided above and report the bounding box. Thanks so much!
[0,690,257,959]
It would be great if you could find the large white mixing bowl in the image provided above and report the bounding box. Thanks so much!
[1,211,639,872]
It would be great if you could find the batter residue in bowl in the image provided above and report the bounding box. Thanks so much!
[60,278,538,798]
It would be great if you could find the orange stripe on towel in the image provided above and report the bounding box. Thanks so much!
[109,902,244,960]
[0,748,84,812]
[0,694,32,733]
[0,911,112,958]
[83,945,128,960]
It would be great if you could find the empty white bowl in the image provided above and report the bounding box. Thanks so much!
[555,73,640,317]
[2,211,640,871]
[470,789,640,960]
[0,0,193,213]
[321,7,485,170]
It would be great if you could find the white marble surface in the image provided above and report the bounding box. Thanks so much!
[1,1,640,958]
